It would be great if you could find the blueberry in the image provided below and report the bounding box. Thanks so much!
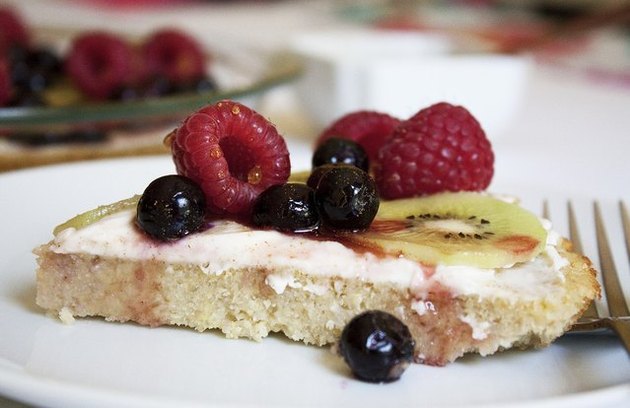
[26,47,62,75]
[175,75,218,94]
[10,47,61,94]
[339,310,415,383]
[143,75,175,97]
[306,163,338,190]
[136,175,206,241]
[252,183,320,233]
[315,166,379,231]
[312,138,369,172]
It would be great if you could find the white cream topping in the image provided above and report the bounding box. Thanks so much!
[51,209,571,337]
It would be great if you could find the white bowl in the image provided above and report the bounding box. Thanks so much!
[292,29,531,139]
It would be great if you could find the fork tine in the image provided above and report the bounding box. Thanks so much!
[542,200,550,220]
[621,201,630,265]
[568,201,585,255]
[567,201,599,319]
[594,202,630,317]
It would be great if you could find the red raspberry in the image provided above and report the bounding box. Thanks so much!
[0,7,30,53]
[375,102,494,199]
[65,32,137,100]
[142,29,206,85]
[171,100,290,216]
[0,56,12,106]
[316,111,401,163]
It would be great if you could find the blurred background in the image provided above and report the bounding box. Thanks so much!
[1,1,630,406]
[0,0,629,172]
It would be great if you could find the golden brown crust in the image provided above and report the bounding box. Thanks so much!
[34,236,600,366]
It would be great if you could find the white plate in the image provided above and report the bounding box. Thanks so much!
[1,143,630,408]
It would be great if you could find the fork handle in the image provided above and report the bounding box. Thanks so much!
[610,319,630,356]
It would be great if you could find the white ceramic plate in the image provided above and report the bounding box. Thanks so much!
[1,143,630,408]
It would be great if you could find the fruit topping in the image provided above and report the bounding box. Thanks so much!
[53,195,140,236]
[252,183,320,233]
[375,102,494,199]
[65,32,138,100]
[316,111,401,163]
[339,310,414,383]
[136,175,206,241]
[171,100,291,217]
[347,192,547,268]
[312,137,369,172]
[0,7,30,53]
[142,29,207,86]
[312,165,379,231]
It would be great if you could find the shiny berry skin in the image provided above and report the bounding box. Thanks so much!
[312,137,369,172]
[142,29,206,85]
[339,310,415,383]
[136,175,206,241]
[316,111,401,163]
[375,102,494,199]
[65,32,137,100]
[314,166,379,231]
[171,100,290,216]
[306,163,338,190]
[252,183,320,233]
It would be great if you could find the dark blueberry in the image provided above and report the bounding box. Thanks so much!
[110,85,142,102]
[252,183,320,233]
[189,76,218,93]
[9,47,61,94]
[26,47,62,75]
[339,310,415,383]
[136,175,206,241]
[110,77,174,101]
[306,163,338,190]
[315,166,379,231]
[142,75,174,98]
[312,137,369,172]
[173,75,217,94]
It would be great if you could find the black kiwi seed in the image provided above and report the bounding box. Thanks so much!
[403,212,495,241]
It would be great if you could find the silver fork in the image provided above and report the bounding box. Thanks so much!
[544,201,630,354]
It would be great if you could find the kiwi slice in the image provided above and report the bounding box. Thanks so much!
[288,170,310,184]
[346,192,547,268]
[53,195,140,236]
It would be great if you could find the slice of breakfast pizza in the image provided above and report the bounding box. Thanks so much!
[35,100,599,382]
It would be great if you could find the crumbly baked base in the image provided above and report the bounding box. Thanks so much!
[34,241,598,366]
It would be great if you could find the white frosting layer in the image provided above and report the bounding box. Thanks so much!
[51,210,569,306]
[50,209,574,340]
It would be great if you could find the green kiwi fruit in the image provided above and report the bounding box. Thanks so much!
[345,192,547,268]
[53,195,140,236]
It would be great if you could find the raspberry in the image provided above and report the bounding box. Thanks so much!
[0,56,12,106]
[316,111,401,162]
[375,102,494,199]
[171,100,290,216]
[0,8,30,53]
[142,29,206,85]
[65,32,137,100]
